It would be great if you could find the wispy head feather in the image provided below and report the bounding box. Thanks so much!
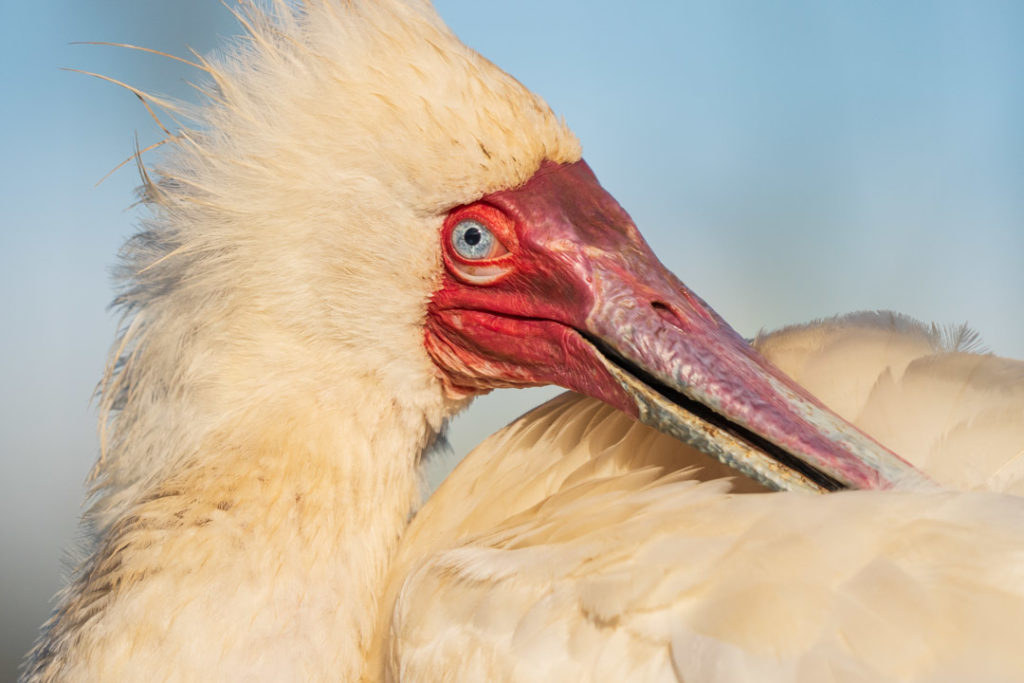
[92,0,580,528]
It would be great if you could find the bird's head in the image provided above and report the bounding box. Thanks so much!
[127,0,925,491]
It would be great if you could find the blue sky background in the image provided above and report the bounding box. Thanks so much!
[2,0,1021,674]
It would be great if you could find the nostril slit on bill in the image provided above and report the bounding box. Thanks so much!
[650,301,687,331]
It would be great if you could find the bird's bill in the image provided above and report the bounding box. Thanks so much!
[426,160,930,492]
[579,284,925,492]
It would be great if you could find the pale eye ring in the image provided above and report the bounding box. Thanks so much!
[450,219,495,260]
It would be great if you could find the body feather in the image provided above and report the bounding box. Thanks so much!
[380,313,1024,681]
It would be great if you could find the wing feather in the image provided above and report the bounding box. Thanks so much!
[758,312,1024,493]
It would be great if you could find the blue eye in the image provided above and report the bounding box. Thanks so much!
[451,219,495,260]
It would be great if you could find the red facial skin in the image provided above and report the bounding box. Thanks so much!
[424,160,924,491]
[425,161,642,412]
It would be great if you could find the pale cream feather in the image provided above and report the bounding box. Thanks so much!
[757,311,1024,493]
[379,312,1024,681]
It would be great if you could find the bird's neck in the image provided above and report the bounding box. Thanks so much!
[167,391,425,676]
[64,325,456,680]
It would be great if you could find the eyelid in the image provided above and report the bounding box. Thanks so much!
[452,262,510,285]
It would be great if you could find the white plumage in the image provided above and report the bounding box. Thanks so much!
[375,313,1024,681]
[24,1,1024,681]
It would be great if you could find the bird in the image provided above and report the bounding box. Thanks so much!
[23,1,1024,681]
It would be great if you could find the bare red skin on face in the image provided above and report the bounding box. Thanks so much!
[425,161,637,412]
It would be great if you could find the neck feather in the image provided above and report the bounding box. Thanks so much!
[30,310,457,680]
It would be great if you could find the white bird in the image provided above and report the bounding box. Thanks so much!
[24,2,1024,682]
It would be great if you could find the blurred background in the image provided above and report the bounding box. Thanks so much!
[2,0,1021,676]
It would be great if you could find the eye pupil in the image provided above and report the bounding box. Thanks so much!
[464,227,481,246]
